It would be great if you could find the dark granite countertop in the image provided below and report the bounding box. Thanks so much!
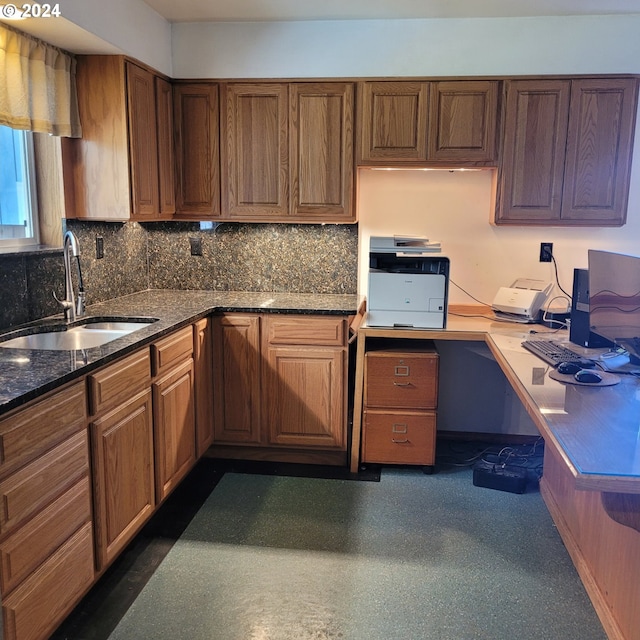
[0,289,360,417]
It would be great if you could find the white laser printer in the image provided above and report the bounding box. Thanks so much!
[367,236,450,329]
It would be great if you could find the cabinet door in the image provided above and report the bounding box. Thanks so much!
[222,83,289,218]
[91,389,155,569]
[70,55,130,220]
[289,83,355,220]
[174,83,220,216]
[496,79,571,223]
[153,358,196,503]
[428,80,499,163]
[263,346,345,449]
[561,77,638,225]
[194,318,214,457]
[126,62,160,219]
[213,315,262,444]
[156,76,176,216]
[358,81,429,163]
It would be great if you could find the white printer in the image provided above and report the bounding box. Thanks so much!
[367,236,450,329]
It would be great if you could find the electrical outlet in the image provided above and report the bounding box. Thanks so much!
[540,242,553,262]
[189,236,203,256]
[95,235,104,259]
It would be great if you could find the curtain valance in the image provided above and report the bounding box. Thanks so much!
[0,22,81,137]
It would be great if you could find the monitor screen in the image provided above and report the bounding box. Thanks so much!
[588,249,640,363]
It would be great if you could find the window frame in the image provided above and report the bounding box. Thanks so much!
[0,126,41,250]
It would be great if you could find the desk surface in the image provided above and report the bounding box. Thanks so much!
[354,312,640,493]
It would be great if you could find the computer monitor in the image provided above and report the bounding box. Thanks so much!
[588,249,640,364]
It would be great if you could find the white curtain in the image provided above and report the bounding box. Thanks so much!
[0,23,81,137]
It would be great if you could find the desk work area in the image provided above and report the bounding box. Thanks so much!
[350,309,640,640]
[352,241,640,640]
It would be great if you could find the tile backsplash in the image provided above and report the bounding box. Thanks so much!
[0,221,358,332]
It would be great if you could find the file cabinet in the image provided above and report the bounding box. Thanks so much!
[362,344,439,469]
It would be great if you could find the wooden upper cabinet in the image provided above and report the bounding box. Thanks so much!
[358,81,429,163]
[155,77,177,216]
[497,79,571,223]
[222,83,289,218]
[497,77,638,225]
[428,81,499,163]
[66,56,174,221]
[561,78,638,224]
[67,56,130,220]
[173,83,220,217]
[290,83,354,220]
[358,80,500,165]
[126,62,160,218]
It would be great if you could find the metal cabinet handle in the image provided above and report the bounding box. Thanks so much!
[392,438,410,444]
[393,381,412,387]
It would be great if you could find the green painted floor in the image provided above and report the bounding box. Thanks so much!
[53,445,607,640]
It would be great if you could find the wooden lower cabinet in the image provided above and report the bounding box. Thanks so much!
[153,358,196,502]
[212,313,348,464]
[362,345,439,467]
[264,345,345,449]
[2,522,95,640]
[0,322,205,639]
[213,314,262,444]
[194,318,215,456]
[91,388,155,569]
[0,381,94,640]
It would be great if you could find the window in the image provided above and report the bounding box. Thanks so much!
[0,124,39,248]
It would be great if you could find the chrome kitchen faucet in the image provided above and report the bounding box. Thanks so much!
[55,230,86,322]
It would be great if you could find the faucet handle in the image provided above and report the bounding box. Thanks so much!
[53,290,72,309]
[53,291,74,321]
[76,291,86,317]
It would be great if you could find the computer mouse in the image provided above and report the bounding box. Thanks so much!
[557,361,582,374]
[575,370,602,384]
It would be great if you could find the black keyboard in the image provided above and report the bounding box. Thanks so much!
[521,340,590,367]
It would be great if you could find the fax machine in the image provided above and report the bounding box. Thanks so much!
[367,236,450,329]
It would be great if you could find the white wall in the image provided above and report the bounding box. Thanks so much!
[171,15,640,78]
[356,164,640,306]
[57,0,172,75]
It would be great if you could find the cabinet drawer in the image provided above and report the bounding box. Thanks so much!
[2,521,95,640]
[88,348,151,415]
[0,430,89,537]
[0,476,91,595]
[0,381,86,477]
[265,315,346,346]
[364,350,438,409]
[151,326,194,376]
[362,410,436,465]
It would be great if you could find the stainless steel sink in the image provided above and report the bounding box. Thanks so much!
[0,318,157,350]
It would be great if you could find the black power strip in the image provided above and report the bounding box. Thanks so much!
[472,460,527,494]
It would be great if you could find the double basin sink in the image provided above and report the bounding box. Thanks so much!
[0,317,158,351]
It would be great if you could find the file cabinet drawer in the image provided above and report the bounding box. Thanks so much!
[362,410,436,465]
[364,349,439,409]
